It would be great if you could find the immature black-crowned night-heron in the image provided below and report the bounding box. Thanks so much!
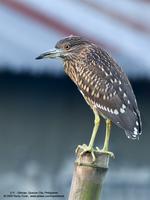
[36,36,142,161]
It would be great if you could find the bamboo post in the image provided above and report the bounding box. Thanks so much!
[68,148,110,200]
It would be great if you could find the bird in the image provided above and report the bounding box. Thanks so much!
[36,35,142,162]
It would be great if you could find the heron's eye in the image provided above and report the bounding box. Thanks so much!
[64,44,70,50]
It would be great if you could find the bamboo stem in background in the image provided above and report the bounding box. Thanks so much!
[68,149,110,200]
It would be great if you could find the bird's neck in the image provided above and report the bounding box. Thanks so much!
[64,59,78,84]
[63,48,90,85]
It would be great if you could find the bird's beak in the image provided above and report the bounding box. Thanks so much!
[35,48,63,60]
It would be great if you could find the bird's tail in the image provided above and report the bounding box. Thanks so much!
[125,108,142,140]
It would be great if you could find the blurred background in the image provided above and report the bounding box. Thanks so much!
[0,0,150,199]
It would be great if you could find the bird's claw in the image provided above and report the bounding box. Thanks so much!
[75,144,115,165]
[75,144,101,164]
[100,149,115,158]
[96,146,114,158]
[75,144,87,154]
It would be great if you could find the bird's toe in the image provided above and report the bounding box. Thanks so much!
[100,149,115,158]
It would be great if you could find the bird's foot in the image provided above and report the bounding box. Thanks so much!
[97,147,115,158]
[75,144,101,164]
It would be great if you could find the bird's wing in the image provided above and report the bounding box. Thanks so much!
[78,47,142,139]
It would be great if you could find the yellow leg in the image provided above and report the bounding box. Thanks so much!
[103,119,111,151]
[76,109,100,163]
[101,119,114,158]
[88,110,100,148]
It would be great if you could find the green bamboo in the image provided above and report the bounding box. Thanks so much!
[68,149,110,200]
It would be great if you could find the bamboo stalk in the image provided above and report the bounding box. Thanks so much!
[68,148,110,200]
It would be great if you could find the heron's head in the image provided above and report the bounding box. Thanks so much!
[36,35,92,61]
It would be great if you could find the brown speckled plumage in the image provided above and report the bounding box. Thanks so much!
[36,35,142,140]
[55,36,142,139]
